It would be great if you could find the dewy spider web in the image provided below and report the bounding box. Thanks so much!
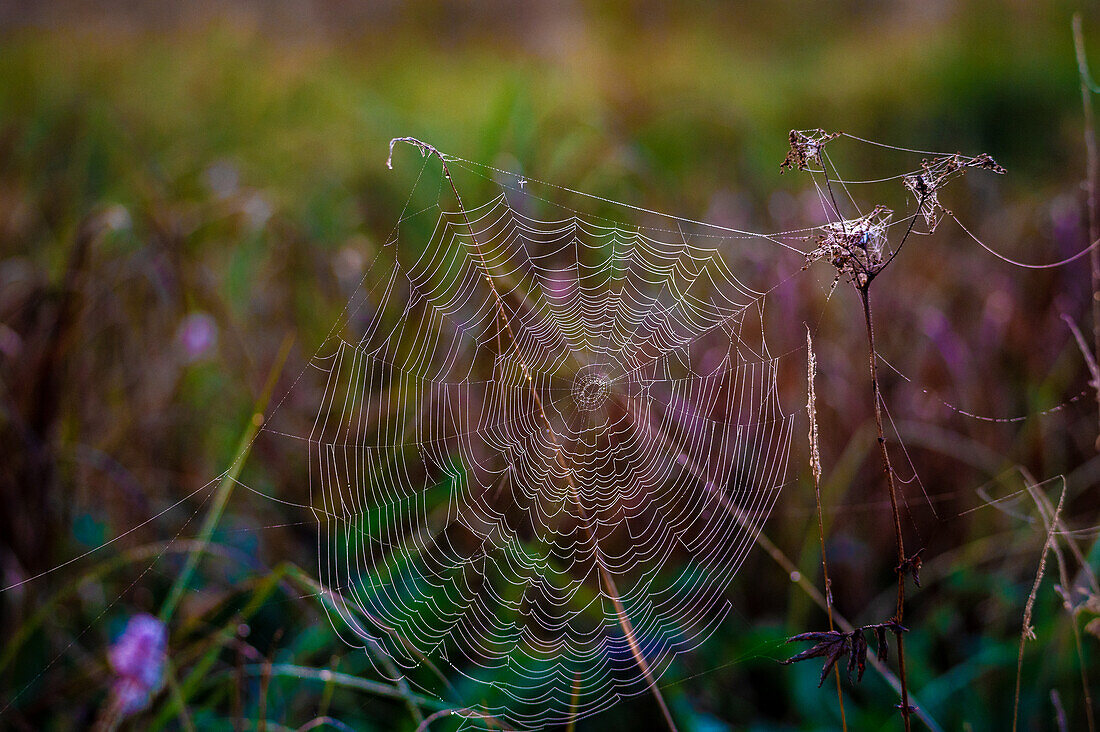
[287,132,1054,728]
[298,140,800,729]
[0,128,1070,731]
[3,126,1086,731]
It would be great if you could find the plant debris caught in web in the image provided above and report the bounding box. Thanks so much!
[804,205,893,285]
[902,152,1006,232]
[780,128,841,172]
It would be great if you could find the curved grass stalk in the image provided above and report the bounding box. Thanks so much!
[159,333,295,622]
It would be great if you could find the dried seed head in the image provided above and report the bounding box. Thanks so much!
[806,327,821,485]
[780,129,840,172]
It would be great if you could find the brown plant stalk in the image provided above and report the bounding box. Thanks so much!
[858,283,913,731]
[1019,469,1095,732]
[1012,478,1067,732]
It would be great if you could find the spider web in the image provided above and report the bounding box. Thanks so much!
[0,129,1041,730]
[6,119,1097,731]
[295,143,802,729]
[287,133,1028,728]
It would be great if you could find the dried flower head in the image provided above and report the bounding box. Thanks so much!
[780,129,840,172]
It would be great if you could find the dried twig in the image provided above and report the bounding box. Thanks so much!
[1012,477,1068,732]
[787,136,932,731]
[1020,469,1096,732]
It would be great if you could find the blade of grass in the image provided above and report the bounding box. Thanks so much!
[280,564,459,701]
[159,333,294,622]
[150,567,290,730]
[232,664,452,713]
[367,638,425,725]
[163,659,196,732]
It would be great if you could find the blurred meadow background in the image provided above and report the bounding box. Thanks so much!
[2,1,1100,729]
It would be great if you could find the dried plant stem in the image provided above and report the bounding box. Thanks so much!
[807,327,847,730]
[1020,470,1096,732]
[1064,314,1100,395]
[1012,478,1068,732]
[1074,14,1100,451]
[858,286,912,732]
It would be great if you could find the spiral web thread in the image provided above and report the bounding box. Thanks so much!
[296,133,1018,728]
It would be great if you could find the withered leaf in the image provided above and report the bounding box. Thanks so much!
[781,630,850,687]
[875,626,889,663]
[897,549,924,589]
[848,628,868,682]
[784,622,908,687]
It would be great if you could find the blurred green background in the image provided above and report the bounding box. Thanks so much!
[2,1,1100,729]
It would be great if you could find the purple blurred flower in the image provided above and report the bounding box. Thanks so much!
[204,159,240,199]
[108,614,167,716]
[176,312,218,362]
[1049,193,1083,255]
[0,322,23,360]
[334,242,367,292]
[100,204,131,233]
[240,192,272,231]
